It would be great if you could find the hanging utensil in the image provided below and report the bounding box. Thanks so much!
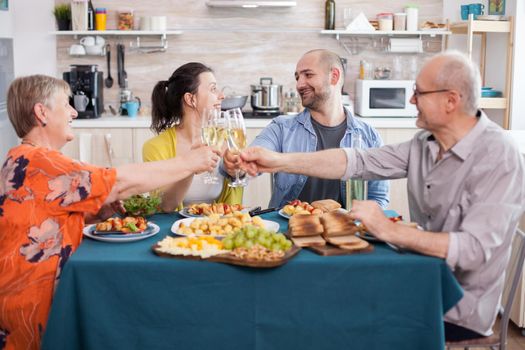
[117,44,125,88]
[121,44,127,80]
[104,44,113,88]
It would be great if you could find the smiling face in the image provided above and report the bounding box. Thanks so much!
[45,89,78,149]
[194,72,224,121]
[410,59,452,132]
[295,52,332,111]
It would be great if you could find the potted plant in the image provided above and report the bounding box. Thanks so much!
[53,3,71,31]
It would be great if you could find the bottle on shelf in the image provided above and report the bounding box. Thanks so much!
[325,0,336,30]
[87,0,95,31]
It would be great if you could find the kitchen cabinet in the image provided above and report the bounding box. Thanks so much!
[243,128,272,208]
[377,128,418,220]
[62,128,136,166]
[447,15,514,129]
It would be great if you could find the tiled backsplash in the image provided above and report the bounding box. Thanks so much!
[56,0,444,111]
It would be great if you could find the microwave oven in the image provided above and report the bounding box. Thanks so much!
[355,79,417,117]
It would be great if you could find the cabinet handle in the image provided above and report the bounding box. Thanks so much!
[104,133,114,167]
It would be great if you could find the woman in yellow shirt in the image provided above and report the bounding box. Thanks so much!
[143,62,242,211]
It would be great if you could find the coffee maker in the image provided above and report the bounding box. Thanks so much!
[63,65,104,119]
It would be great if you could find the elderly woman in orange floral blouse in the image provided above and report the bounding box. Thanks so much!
[0,75,221,350]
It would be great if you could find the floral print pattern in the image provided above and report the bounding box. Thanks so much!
[0,155,29,216]
[46,170,91,206]
[0,145,116,349]
[19,218,62,263]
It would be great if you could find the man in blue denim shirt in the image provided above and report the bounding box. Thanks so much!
[224,49,389,208]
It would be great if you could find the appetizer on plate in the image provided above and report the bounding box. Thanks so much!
[187,203,244,216]
[178,211,265,236]
[222,226,293,261]
[95,216,148,233]
[282,199,341,217]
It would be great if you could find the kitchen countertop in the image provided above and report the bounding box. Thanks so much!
[71,114,419,129]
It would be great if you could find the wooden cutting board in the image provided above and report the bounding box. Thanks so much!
[308,243,374,256]
[152,244,301,268]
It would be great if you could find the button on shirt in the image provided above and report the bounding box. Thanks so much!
[342,112,525,335]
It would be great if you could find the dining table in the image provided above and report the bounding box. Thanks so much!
[42,210,463,350]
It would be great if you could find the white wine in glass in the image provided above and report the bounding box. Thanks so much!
[201,108,221,184]
[225,108,248,187]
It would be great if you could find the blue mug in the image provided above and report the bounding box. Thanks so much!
[125,100,140,117]
[468,3,485,19]
[460,5,469,20]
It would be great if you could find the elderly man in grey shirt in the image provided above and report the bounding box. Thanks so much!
[239,51,525,341]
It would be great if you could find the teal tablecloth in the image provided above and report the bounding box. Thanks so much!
[42,211,462,350]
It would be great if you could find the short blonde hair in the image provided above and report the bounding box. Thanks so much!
[7,74,71,138]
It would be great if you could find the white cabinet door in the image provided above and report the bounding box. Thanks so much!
[243,128,272,208]
[377,128,419,220]
[133,128,156,163]
[62,128,134,167]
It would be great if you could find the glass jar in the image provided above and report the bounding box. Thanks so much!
[95,8,107,31]
[377,13,394,31]
[118,9,134,30]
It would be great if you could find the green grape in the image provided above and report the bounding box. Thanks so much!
[271,243,282,252]
[245,240,254,249]
[234,236,245,248]
[223,238,233,250]
[246,228,256,239]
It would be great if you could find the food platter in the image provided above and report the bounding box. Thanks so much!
[171,217,280,238]
[152,243,300,268]
[83,222,160,242]
[178,206,251,218]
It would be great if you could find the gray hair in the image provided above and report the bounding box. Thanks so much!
[430,50,481,115]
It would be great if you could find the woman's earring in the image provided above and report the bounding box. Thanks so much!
[42,119,47,127]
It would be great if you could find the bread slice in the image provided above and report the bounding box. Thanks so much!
[311,199,342,212]
[339,239,370,251]
[289,214,322,228]
[325,235,363,246]
[292,235,326,247]
[288,224,325,237]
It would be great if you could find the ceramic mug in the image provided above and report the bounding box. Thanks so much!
[125,100,140,117]
[69,44,86,55]
[79,36,95,46]
[74,94,89,112]
[468,3,485,19]
[460,5,470,20]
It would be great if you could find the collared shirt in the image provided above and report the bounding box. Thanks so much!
[342,112,525,335]
[251,108,390,209]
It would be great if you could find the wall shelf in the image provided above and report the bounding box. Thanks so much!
[52,30,183,53]
[321,29,451,40]
[446,15,514,129]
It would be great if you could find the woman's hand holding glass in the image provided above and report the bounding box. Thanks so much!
[224,108,249,187]
[200,108,222,184]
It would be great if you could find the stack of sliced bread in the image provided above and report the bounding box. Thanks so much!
[321,211,369,251]
[288,214,326,247]
[288,204,369,251]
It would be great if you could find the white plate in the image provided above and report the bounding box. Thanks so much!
[278,208,291,220]
[171,217,280,237]
[83,222,160,243]
[178,206,251,218]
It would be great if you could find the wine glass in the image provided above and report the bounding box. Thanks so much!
[225,108,248,188]
[200,108,220,184]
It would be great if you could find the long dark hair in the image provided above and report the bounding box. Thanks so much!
[151,62,213,133]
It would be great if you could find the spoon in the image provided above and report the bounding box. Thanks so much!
[105,44,113,88]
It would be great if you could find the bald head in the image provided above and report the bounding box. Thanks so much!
[302,49,345,88]
[421,51,481,115]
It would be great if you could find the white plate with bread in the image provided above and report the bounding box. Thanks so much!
[279,199,343,220]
